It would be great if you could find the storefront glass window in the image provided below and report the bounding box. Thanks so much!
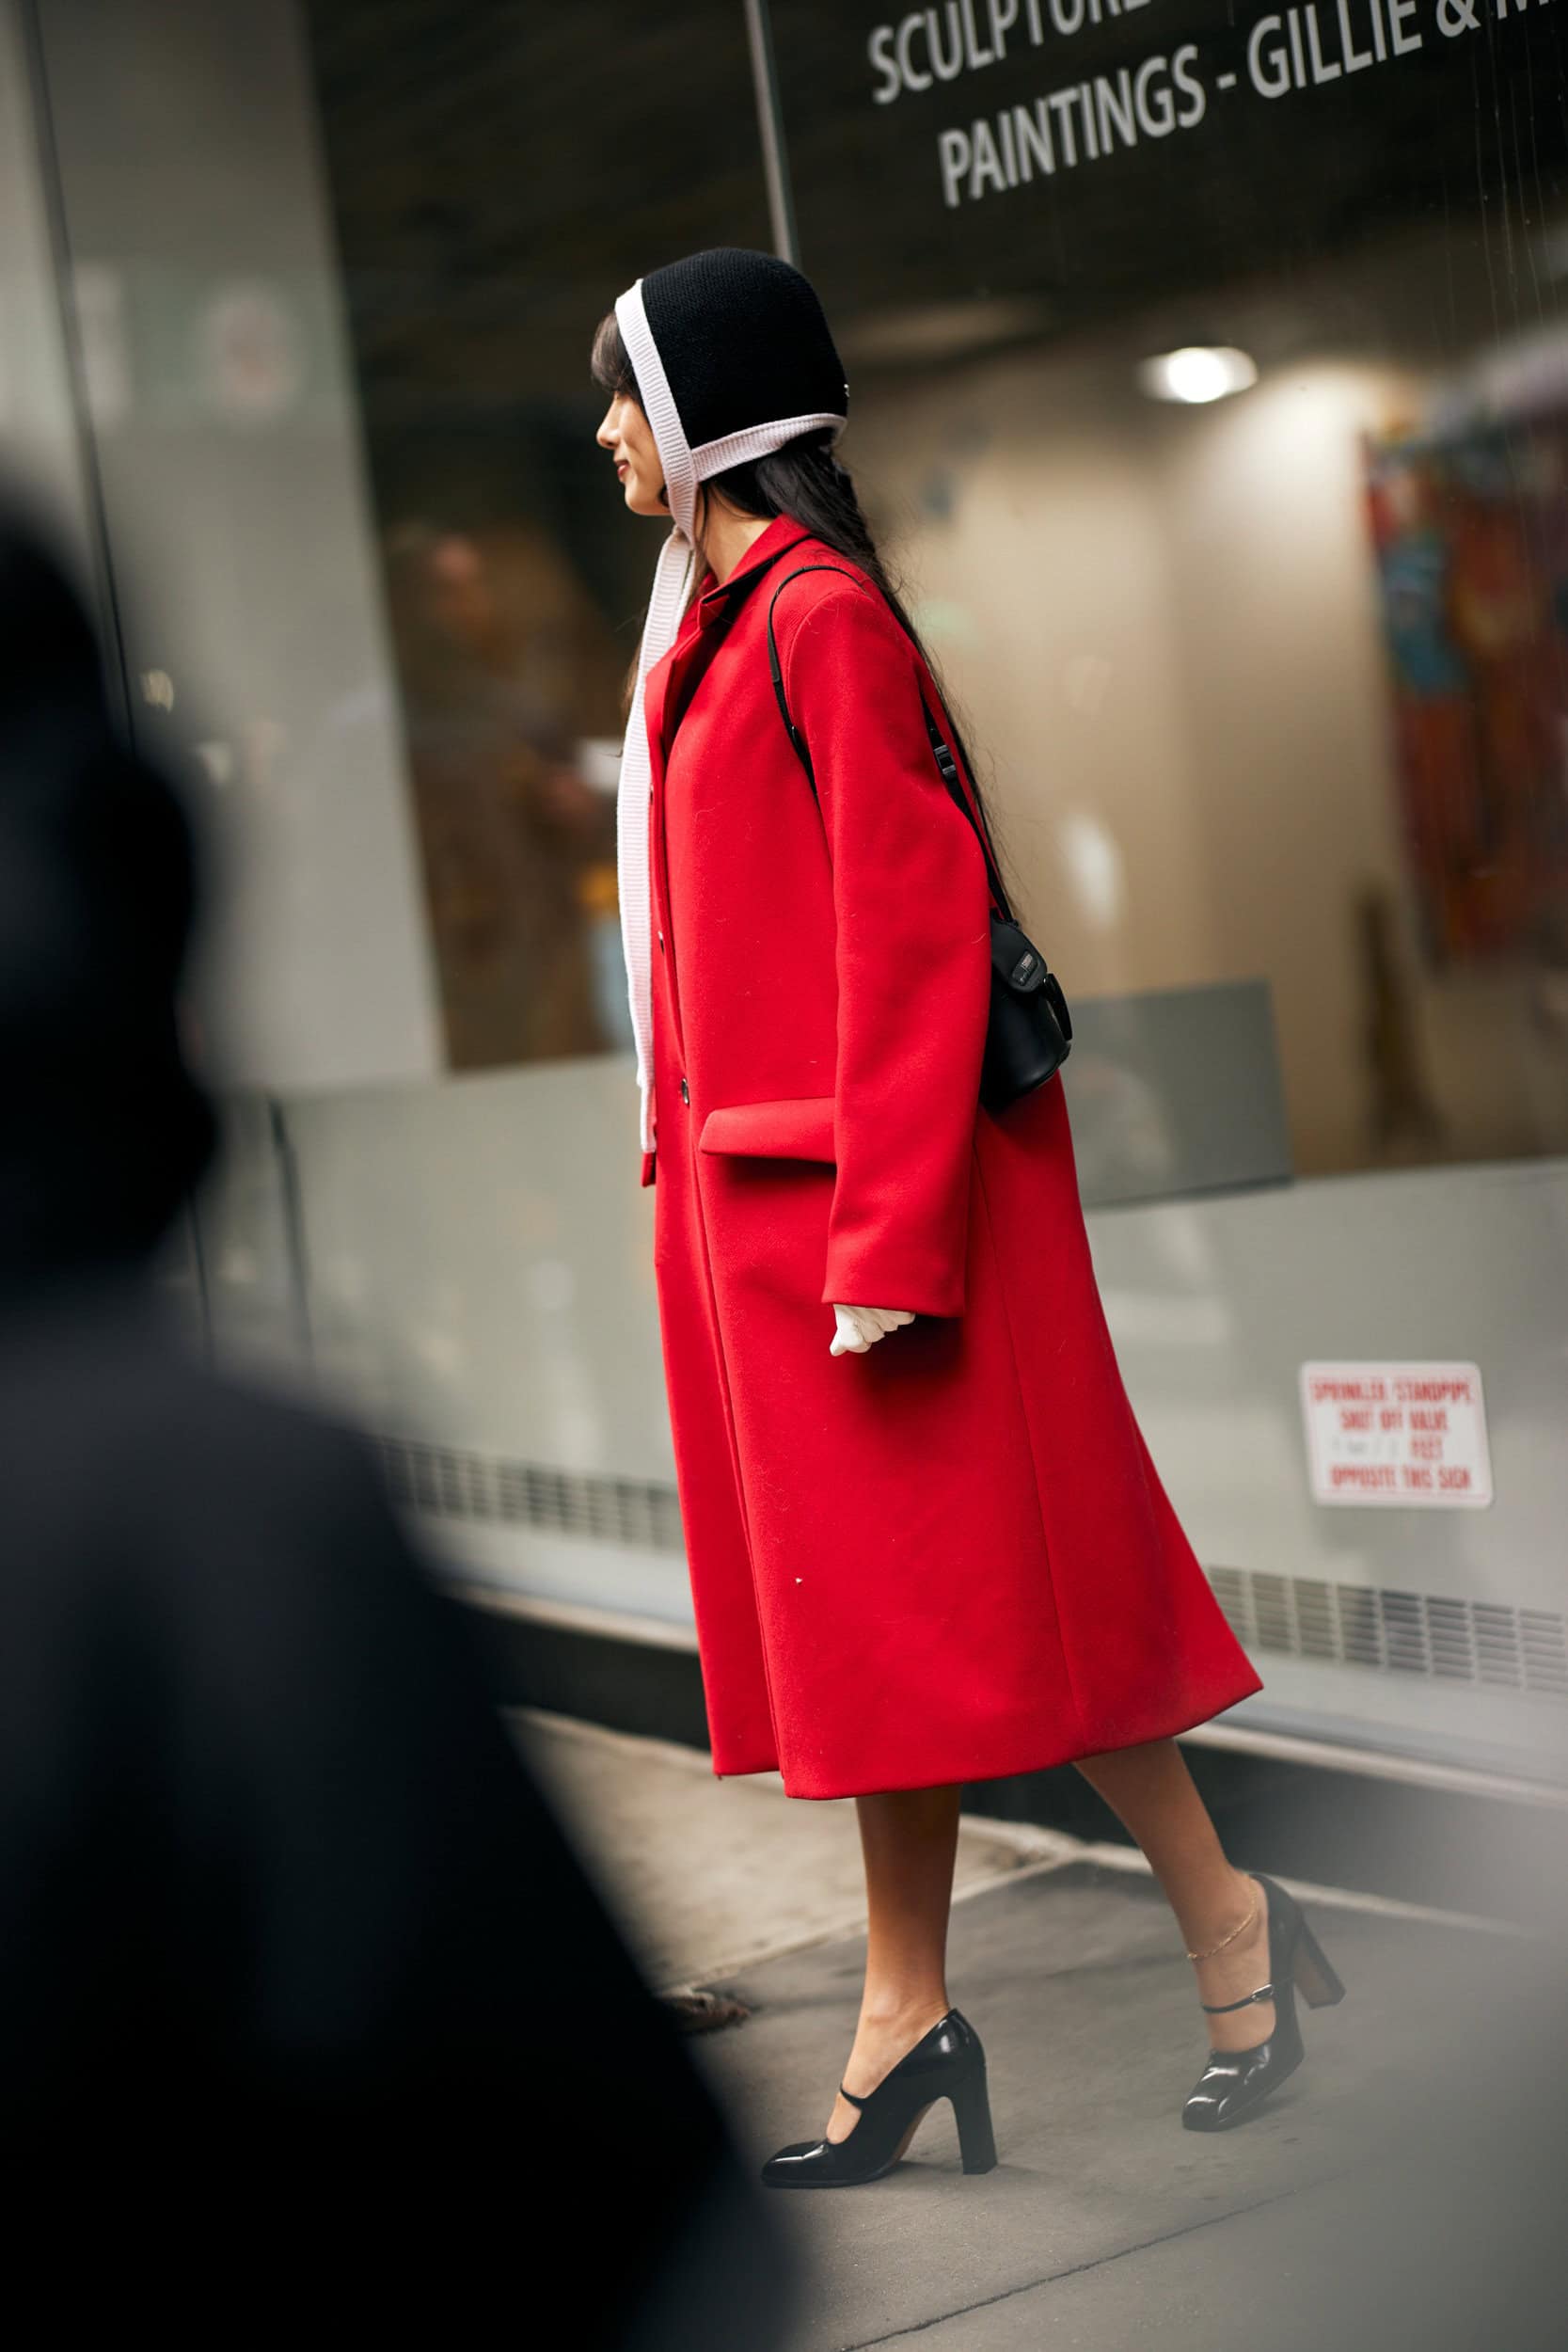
[11,0,1563,1774]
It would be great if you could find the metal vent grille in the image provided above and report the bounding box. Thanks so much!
[372,1437,1566,1705]
[375,1437,685,1554]
[1208,1565,1568,1703]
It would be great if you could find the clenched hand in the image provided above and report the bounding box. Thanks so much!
[830,1304,917,1357]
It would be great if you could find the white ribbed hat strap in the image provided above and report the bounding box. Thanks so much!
[689,414,847,475]
[617,527,693,1154]
[616,282,698,541]
[611,274,849,1160]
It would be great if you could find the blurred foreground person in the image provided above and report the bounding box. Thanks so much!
[0,516,790,2343]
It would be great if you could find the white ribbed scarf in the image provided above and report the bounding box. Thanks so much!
[614,276,846,1155]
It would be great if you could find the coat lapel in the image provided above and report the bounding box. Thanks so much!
[644,523,816,1071]
[644,617,703,1068]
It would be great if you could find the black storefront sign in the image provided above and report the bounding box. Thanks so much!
[771,0,1568,328]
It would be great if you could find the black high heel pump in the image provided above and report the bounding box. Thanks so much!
[761,2010,997,2188]
[1182,1870,1346,2131]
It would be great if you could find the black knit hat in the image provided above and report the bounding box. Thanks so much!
[635,247,848,453]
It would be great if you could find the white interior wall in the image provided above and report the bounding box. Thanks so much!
[0,2,94,558]
[852,358,1219,1002]
[34,0,444,1098]
[1157,359,1423,1172]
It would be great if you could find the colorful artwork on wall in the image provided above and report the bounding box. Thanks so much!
[1366,421,1568,965]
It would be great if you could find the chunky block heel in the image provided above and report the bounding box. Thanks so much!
[1292,1914,1346,2009]
[1181,1872,1346,2132]
[951,2065,998,2175]
[762,2010,997,2188]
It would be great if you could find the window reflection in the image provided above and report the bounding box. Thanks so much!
[774,2,1568,1176]
[303,0,771,1072]
[381,520,619,1065]
[303,0,1568,1170]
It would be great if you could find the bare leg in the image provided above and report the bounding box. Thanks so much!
[1074,1739,1275,2049]
[825,1786,962,2142]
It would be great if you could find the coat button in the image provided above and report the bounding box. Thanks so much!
[657,929,664,952]
[679,1076,689,1104]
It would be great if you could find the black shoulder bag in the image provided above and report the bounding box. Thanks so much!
[767,565,1071,1114]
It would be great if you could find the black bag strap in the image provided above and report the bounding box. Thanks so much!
[662,532,813,750]
[766,564,1015,922]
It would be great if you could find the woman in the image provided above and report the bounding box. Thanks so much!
[592,248,1344,2185]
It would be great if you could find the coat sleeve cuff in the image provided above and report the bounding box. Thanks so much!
[640,1149,657,1188]
[820,1246,964,1321]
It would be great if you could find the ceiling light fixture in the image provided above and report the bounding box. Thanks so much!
[1137,346,1259,405]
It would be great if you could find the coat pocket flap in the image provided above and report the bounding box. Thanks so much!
[698,1095,836,1163]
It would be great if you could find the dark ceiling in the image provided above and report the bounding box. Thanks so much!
[304,0,772,413]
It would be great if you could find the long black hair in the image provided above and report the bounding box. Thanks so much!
[591,311,1010,898]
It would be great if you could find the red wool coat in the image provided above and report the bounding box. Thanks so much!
[640,513,1261,1800]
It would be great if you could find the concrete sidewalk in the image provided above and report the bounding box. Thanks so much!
[515,1711,1566,2352]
